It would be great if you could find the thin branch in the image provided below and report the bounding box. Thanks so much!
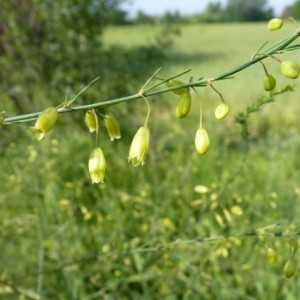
[9,224,300,284]
[2,32,300,125]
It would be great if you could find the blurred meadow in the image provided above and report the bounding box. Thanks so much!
[1,16,300,300]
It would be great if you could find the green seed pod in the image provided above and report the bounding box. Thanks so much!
[215,103,229,120]
[267,18,283,31]
[263,74,276,91]
[176,92,191,118]
[167,79,189,95]
[195,127,210,155]
[280,61,300,79]
[267,247,278,265]
[284,258,297,278]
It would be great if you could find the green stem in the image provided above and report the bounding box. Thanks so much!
[260,61,269,76]
[209,82,225,103]
[146,68,192,92]
[139,93,151,127]
[3,32,300,125]
[214,32,300,81]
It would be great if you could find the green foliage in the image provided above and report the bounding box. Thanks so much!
[1,21,300,299]
[197,0,273,23]
[282,0,300,19]
[225,0,273,22]
[0,0,166,115]
[197,2,225,23]
[235,84,295,142]
[135,10,155,24]
[2,104,300,298]
[161,11,183,24]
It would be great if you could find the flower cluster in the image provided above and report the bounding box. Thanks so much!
[25,18,300,184]
[167,78,230,156]
[261,18,300,92]
[85,110,121,183]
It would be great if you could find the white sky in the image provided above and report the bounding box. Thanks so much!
[122,0,295,17]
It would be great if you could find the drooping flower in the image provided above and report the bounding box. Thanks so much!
[267,18,283,31]
[128,126,150,166]
[84,110,98,133]
[280,60,300,79]
[88,147,106,183]
[30,107,58,141]
[263,74,276,91]
[176,91,192,118]
[215,103,229,120]
[104,113,121,141]
[195,127,210,155]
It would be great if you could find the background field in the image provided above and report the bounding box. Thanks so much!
[1,22,300,299]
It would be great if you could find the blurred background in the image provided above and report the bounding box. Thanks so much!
[1,0,300,299]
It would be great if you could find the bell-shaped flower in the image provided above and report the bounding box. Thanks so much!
[88,147,106,183]
[128,126,150,166]
[84,110,98,133]
[30,107,58,141]
[104,113,121,141]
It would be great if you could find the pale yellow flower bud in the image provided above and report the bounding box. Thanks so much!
[280,60,300,79]
[104,113,121,141]
[88,147,106,183]
[84,110,98,133]
[215,103,229,120]
[128,126,150,166]
[267,18,283,31]
[30,107,58,141]
[195,127,210,155]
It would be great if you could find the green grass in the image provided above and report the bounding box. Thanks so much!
[1,22,300,299]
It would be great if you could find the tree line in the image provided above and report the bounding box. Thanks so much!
[132,0,300,24]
